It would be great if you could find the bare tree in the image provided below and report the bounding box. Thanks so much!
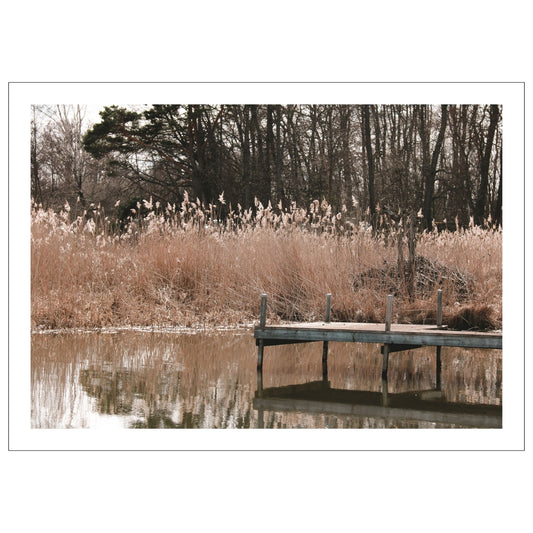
[474,104,500,225]
[31,106,43,205]
[362,105,376,227]
[418,104,448,229]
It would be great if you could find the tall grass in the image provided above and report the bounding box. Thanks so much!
[31,196,502,331]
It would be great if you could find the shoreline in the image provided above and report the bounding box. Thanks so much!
[31,320,502,336]
[31,323,256,336]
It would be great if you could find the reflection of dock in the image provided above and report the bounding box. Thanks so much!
[253,380,502,429]
[253,293,502,381]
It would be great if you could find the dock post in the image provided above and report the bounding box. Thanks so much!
[385,294,393,332]
[322,293,332,381]
[257,294,267,371]
[382,345,390,380]
[382,294,393,379]
[436,289,442,388]
[259,293,267,328]
[436,289,443,328]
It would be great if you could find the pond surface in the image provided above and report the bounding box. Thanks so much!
[31,330,502,429]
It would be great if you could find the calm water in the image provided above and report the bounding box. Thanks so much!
[31,330,502,429]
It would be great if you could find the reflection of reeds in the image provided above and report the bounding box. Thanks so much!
[32,332,260,428]
[31,198,502,330]
[31,332,501,428]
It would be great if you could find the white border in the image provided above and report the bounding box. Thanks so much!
[9,82,525,450]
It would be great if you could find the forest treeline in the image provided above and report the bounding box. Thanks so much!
[31,103,502,229]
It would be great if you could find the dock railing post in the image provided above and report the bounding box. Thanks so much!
[257,294,267,371]
[436,289,443,388]
[322,293,332,381]
[259,293,267,328]
[385,294,393,332]
[382,294,393,379]
[436,289,443,328]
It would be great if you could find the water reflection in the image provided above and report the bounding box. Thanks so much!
[31,331,502,429]
[254,377,501,429]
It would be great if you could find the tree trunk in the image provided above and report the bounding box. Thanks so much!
[275,105,283,203]
[339,106,352,209]
[266,105,274,203]
[474,104,499,225]
[31,110,43,205]
[243,105,251,208]
[420,104,448,230]
[493,143,502,227]
[362,105,376,227]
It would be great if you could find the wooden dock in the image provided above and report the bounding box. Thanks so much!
[255,321,502,349]
[253,293,502,380]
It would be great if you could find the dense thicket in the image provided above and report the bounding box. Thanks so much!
[32,104,502,229]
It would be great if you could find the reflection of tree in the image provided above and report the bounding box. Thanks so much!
[79,365,182,425]
[78,363,255,428]
[130,412,180,429]
[130,410,203,429]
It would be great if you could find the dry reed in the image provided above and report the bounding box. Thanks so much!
[31,197,502,331]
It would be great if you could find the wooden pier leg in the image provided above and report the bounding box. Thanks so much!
[382,344,390,380]
[382,295,393,379]
[257,294,267,371]
[322,293,332,381]
[436,345,442,389]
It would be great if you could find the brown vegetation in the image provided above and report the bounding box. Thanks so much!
[446,305,498,331]
[31,197,502,331]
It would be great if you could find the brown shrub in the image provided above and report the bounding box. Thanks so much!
[446,305,499,331]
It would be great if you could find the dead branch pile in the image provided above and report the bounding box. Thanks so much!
[353,255,473,300]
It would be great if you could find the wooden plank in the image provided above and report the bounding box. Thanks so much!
[256,321,501,336]
[255,321,501,336]
[254,324,502,349]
